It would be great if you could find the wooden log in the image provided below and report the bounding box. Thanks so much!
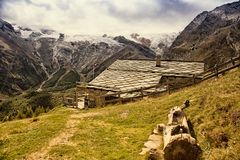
[158,101,201,160]
[163,134,201,160]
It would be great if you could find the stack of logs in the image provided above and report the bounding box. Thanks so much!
[141,100,202,160]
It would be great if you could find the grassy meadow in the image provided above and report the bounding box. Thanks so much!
[0,68,239,160]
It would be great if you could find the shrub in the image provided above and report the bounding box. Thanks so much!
[0,92,56,122]
[25,107,34,118]
[34,106,45,116]
[0,100,12,120]
[29,92,54,111]
[2,116,9,122]
[16,110,25,119]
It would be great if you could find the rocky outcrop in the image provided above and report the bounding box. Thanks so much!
[166,1,240,68]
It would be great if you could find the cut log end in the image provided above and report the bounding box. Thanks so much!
[164,137,201,160]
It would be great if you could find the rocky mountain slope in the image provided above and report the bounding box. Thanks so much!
[1,19,177,95]
[165,1,240,68]
[0,19,46,95]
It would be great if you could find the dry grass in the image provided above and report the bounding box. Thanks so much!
[0,68,239,160]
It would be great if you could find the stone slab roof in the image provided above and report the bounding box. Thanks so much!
[89,70,162,92]
[109,60,204,75]
[88,60,204,92]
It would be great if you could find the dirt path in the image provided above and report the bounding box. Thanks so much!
[25,111,104,160]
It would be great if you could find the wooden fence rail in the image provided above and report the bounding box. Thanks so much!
[196,56,240,80]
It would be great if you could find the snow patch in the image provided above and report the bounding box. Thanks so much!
[64,35,120,46]
[126,33,178,49]
[144,33,178,48]
[14,24,120,46]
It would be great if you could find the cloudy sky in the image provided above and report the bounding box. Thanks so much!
[0,0,237,35]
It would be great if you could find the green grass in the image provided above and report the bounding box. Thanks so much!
[0,107,73,160]
[0,68,239,160]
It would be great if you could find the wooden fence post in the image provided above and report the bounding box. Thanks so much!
[231,58,235,66]
[118,93,122,104]
[75,88,78,108]
[62,94,65,105]
[193,74,196,84]
[238,56,240,68]
[140,87,144,98]
[102,96,106,107]
[216,64,219,78]
[167,78,170,94]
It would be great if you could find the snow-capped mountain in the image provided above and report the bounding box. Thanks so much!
[13,24,121,46]
[126,33,178,55]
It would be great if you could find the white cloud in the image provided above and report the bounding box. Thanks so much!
[182,0,236,9]
[0,0,237,35]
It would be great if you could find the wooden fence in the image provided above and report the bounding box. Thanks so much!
[197,56,240,80]
[73,56,240,107]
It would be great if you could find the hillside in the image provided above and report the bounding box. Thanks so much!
[165,1,240,69]
[0,68,239,160]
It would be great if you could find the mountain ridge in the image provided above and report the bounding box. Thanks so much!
[165,1,240,68]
